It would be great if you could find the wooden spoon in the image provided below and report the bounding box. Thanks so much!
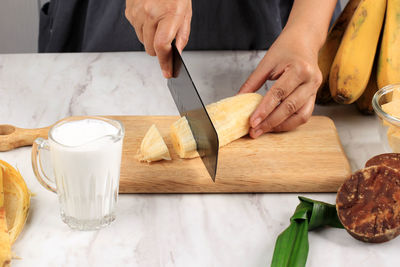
[0,124,49,152]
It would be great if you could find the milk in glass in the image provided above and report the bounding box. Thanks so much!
[48,118,123,230]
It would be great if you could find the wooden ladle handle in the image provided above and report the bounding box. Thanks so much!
[0,125,49,152]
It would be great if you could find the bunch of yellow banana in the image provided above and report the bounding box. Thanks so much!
[317,0,400,113]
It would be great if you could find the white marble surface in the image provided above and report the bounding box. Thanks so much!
[0,51,397,267]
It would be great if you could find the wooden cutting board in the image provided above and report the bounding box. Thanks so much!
[117,115,350,193]
[0,116,351,193]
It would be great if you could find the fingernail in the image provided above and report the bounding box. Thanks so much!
[162,70,169,78]
[254,129,263,137]
[252,117,262,128]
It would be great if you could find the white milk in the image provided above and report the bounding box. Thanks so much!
[49,119,123,229]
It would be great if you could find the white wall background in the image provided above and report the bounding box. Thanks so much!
[0,0,349,54]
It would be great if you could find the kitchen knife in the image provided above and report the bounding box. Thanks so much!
[167,42,219,182]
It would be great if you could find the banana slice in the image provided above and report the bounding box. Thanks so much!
[137,124,171,163]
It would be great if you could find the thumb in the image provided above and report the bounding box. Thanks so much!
[175,10,192,53]
[238,56,274,95]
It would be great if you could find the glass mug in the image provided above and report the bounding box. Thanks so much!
[32,116,124,230]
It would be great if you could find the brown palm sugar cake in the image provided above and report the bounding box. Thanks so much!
[336,165,400,243]
[365,153,400,170]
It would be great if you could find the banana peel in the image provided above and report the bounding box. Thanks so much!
[316,0,362,104]
[0,160,31,244]
[329,0,386,104]
[356,56,379,115]
[0,167,11,267]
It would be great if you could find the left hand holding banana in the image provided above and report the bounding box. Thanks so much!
[238,0,337,138]
[238,29,322,138]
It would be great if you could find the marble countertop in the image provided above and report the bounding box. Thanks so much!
[0,51,397,267]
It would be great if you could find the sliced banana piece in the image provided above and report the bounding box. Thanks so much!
[137,124,171,163]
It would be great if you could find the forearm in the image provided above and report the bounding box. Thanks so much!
[283,0,338,53]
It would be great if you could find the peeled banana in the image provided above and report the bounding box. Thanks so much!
[137,124,171,163]
[393,88,400,101]
[329,0,386,104]
[170,93,263,159]
[170,117,199,159]
[377,0,400,89]
[382,100,400,118]
[387,126,400,152]
[316,0,362,104]
[382,94,400,152]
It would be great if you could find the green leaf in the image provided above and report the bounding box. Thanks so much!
[298,196,344,230]
[270,197,343,267]
[290,200,312,222]
[271,220,309,267]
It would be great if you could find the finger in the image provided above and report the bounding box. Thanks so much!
[125,5,145,44]
[272,96,315,132]
[175,12,192,53]
[124,7,133,25]
[238,55,276,95]
[125,18,143,44]
[132,19,144,44]
[249,68,304,128]
[251,83,315,138]
[143,21,157,56]
[154,15,183,78]
[136,25,144,44]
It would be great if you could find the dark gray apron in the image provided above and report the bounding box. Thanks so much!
[39,0,340,52]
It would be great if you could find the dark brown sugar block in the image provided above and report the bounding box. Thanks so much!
[336,165,400,243]
[365,153,400,170]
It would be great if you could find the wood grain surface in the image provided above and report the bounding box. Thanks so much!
[111,116,351,193]
[1,115,351,193]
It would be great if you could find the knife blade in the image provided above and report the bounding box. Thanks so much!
[167,42,219,181]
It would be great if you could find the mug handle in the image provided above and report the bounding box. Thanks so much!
[31,138,56,193]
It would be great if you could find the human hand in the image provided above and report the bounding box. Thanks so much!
[238,29,322,138]
[125,0,192,78]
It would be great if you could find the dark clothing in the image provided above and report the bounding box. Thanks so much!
[39,0,340,53]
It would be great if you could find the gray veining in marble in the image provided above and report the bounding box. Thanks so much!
[0,51,395,267]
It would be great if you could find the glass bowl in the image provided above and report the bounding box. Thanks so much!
[372,83,400,153]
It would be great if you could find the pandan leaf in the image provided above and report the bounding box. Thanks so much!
[270,197,343,267]
[271,220,309,267]
[299,196,344,230]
